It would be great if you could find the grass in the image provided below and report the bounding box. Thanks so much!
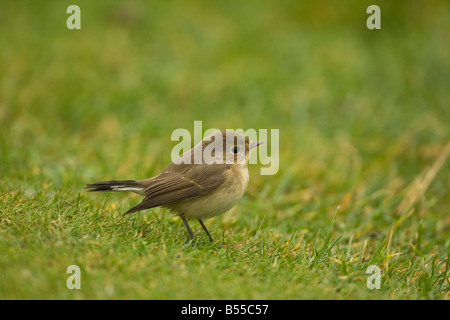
[0,0,449,299]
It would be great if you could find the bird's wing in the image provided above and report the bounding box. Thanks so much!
[124,163,230,215]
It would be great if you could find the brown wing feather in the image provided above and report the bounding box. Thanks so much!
[124,163,230,215]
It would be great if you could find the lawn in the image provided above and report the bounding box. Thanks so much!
[0,0,449,299]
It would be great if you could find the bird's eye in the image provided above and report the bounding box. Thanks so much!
[231,146,239,154]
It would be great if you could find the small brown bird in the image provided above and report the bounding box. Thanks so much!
[86,130,263,242]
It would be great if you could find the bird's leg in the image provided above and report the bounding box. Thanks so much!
[198,219,214,242]
[181,216,195,242]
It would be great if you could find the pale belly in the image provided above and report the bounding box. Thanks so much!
[167,168,249,220]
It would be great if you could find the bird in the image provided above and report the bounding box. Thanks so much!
[85,130,263,242]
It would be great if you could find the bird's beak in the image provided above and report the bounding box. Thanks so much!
[249,140,264,149]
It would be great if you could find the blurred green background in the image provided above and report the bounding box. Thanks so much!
[0,0,449,299]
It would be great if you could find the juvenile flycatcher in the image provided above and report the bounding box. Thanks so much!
[86,130,263,242]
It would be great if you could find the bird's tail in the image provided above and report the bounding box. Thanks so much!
[85,180,145,195]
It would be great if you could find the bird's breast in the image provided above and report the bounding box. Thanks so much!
[169,165,249,220]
